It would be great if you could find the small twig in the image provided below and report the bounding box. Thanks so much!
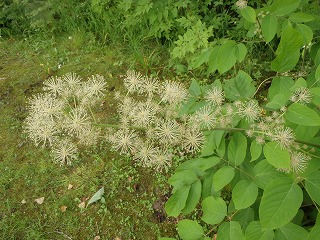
[251,76,273,97]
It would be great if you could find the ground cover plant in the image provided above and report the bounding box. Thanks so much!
[1,0,320,239]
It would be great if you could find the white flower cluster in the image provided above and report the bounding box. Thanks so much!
[24,73,106,165]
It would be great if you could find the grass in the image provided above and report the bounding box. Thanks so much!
[0,33,177,239]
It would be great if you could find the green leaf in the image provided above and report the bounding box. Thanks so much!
[216,40,237,74]
[201,196,227,225]
[87,187,104,207]
[182,180,202,214]
[208,46,220,73]
[234,43,247,62]
[228,132,247,166]
[190,49,211,69]
[212,166,235,191]
[224,70,256,101]
[271,24,304,72]
[168,170,198,192]
[310,87,320,106]
[216,221,245,240]
[270,0,301,16]
[253,160,285,189]
[307,224,320,240]
[177,156,220,172]
[267,77,294,100]
[189,79,202,97]
[259,177,303,229]
[266,93,288,110]
[240,6,256,23]
[315,64,320,80]
[232,208,254,230]
[245,221,275,240]
[295,24,313,45]
[305,170,320,205]
[289,12,316,23]
[250,140,262,161]
[232,180,258,209]
[261,14,278,43]
[177,219,204,240]
[263,142,291,169]
[285,103,320,126]
[165,185,190,217]
[275,222,308,240]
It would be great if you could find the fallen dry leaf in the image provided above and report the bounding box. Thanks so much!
[67,184,73,190]
[35,197,45,204]
[78,201,86,209]
[60,205,67,212]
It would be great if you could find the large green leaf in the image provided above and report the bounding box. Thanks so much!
[212,166,235,191]
[305,170,320,205]
[253,160,285,189]
[234,43,247,62]
[263,142,291,169]
[168,170,198,192]
[201,196,227,225]
[177,156,220,172]
[267,77,294,100]
[259,177,303,229]
[217,221,245,240]
[270,0,301,16]
[271,24,304,72]
[182,180,202,214]
[289,12,316,23]
[285,103,320,126]
[295,24,313,45]
[261,14,278,43]
[245,221,275,240]
[217,40,237,74]
[307,224,320,240]
[232,208,254,230]
[310,87,320,106]
[240,6,256,23]
[250,139,262,161]
[224,70,256,101]
[228,132,247,166]
[274,222,308,240]
[177,219,204,240]
[232,180,258,209]
[165,185,190,217]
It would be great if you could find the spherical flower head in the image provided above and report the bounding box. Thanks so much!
[133,143,158,167]
[290,151,310,173]
[51,139,78,165]
[182,127,205,153]
[290,87,312,104]
[25,115,58,147]
[43,76,63,96]
[150,149,172,171]
[238,100,261,122]
[124,70,143,93]
[64,107,91,137]
[154,119,181,146]
[191,105,216,129]
[271,126,295,149]
[131,101,156,127]
[110,129,139,155]
[204,87,225,106]
[140,77,160,98]
[160,80,188,105]
[61,73,82,98]
[236,0,248,10]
